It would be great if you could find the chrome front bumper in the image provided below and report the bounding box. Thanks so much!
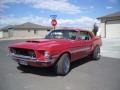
[9,54,56,67]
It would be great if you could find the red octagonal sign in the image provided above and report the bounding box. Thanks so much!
[51,19,57,27]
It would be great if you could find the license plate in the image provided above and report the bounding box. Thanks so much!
[19,60,28,65]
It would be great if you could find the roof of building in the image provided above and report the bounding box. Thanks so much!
[97,11,120,19]
[14,22,52,29]
[0,25,14,31]
[0,22,52,31]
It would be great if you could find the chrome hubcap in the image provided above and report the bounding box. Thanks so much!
[63,56,70,73]
[97,48,100,58]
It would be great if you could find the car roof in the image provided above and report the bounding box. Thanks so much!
[55,28,90,32]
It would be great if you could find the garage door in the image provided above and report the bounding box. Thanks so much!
[106,20,120,38]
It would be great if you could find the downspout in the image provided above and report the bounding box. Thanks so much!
[104,20,107,38]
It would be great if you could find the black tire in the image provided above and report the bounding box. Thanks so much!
[55,53,70,75]
[18,63,27,68]
[92,46,101,60]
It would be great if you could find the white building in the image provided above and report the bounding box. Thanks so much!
[97,11,120,38]
[0,22,52,38]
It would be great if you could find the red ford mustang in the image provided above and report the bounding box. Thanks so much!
[8,29,102,75]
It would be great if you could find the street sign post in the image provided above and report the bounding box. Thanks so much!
[51,19,57,30]
[50,15,57,19]
[50,15,57,30]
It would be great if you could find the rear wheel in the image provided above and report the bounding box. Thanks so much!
[55,53,70,75]
[92,46,101,60]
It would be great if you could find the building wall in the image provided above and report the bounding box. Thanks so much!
[0,31,3,38]
[12,29,49,38]
[9,29,13,38]
[3,31,9,38]
[99,22,106,37]
[37,30,49,38]
[13,29,35,37]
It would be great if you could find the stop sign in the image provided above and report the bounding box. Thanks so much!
[51,19,57,27]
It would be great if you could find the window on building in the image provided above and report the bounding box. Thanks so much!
[3,30,8,32]
[28,30,30,32]
[47,29,50,32]
[34,30,37,34]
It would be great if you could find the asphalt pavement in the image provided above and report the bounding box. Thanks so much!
[0,39,120,90]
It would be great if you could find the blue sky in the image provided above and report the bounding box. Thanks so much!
[0,0,120,28]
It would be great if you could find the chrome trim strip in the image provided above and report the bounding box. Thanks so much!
[71,47,91,54]
[10,53,36,60]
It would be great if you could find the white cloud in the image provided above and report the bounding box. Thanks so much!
[0,0,80,14]
[58,16,99,28]
[0,15,99,29]
[106,6,113,9]
[0,15,50,27]
[109,0,118,3]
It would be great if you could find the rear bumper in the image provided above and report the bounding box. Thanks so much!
[9,54,56,67]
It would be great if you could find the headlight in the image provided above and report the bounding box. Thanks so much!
[44,51,50,59]
[10,48,16,54]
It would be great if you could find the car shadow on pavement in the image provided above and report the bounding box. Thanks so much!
[70,57,92,70]
[17,66,57,77]
[17,57,93,77]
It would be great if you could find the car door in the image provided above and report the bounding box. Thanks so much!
[70,31,91,61]
[79,31,93,58]
[70,40,85,61]
[69,31,93,61]
[69,31,85,61]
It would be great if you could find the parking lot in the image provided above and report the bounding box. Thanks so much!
[0,39,120,90]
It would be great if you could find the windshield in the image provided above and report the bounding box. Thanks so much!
[45,30,77,40]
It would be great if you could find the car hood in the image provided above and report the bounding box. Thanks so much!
[9,39,73,50]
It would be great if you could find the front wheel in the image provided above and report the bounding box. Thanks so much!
[55,53,70,76]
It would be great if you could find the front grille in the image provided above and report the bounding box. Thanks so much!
[10,48,36,58]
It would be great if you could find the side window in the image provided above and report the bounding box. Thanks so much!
[80,31,91,40]
[68,31,77,40]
